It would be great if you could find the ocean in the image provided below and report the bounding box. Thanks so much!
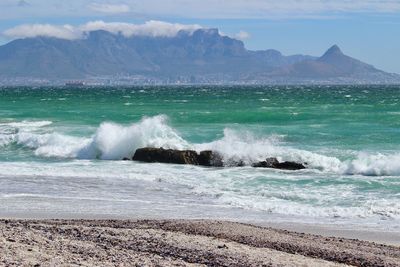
[1,85,399,231]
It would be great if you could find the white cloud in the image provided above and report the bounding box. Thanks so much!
[3,20,203,40]
[89,3,130,14]
[3,24,80,40]
[80,20,202,37]
[234,31,250,40]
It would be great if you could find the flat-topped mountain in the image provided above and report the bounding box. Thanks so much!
[0,29,398,84]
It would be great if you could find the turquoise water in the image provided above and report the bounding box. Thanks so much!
[1,85,400,229]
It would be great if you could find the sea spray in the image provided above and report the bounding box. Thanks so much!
[195,128,342,171]
[1,116,189,160]
[78,115,189,159]
[0,116,342,167]
[18,132,90,158]
[2,115,398,176]
[342,152,400,176]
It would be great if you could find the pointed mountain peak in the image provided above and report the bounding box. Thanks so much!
[322,45,343,57]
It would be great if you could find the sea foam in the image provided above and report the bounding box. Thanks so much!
[2,116,400,176]
[77,115,189,160]
[342,152,400,176]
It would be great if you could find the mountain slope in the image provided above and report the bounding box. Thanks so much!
[266,44,400,84]
[0,30,398,84]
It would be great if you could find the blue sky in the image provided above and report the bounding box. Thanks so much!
[0,0,399,73]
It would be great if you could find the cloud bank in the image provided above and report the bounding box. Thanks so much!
[4,24,78,40]
[3,21,203,40]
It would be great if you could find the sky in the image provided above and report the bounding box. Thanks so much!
[0,0,399,73]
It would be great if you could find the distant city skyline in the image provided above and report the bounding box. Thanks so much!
[0,0,399,73]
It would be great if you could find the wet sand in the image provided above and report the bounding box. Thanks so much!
[261,221,400,247]
[1,219,400,266]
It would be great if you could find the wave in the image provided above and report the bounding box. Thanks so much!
[194,129,341,171]
[1,116,400,176]
[0,120,54,147]
[342,153,400,176]
[77,115,190,160]
[0,116,188,159]
[0,120,53,128]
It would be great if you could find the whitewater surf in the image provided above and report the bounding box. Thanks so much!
[1,85,399,231]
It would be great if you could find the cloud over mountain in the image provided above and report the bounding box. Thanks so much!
[80,21,202,38]
[0,28,398,84]
[4,24,79,40]
[3,20,203,40]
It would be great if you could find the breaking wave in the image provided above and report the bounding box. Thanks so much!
[1,115,400,176]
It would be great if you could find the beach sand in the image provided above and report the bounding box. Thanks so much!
[1,219,399,266]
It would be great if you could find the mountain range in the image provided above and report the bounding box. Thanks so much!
[0,28,399,84]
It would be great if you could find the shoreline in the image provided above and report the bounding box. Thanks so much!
[2,213,400,247]
[1,219,399,266]
[258,221,400,247]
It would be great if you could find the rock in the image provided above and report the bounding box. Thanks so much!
[131,148,306,170]
[252,157,279,168]
[252,157,305,170]
[132,148,224,167]
[275,161,306,170]
[133,147,200,165]
[198,150,223,167]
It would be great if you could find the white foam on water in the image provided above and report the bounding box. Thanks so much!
[0,120,53,128]
[0,160,399,227]
[195,128,342,171]
[77,115,190,160]
[0,116,399,225]
[0,116,189,159]
[0,120,54,147]
[2,115,400,177]
[18,132,91,158]
[217,193,400,221]
[341,152,400,176]
[0,134,14,147]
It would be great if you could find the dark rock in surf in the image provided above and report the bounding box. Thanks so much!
[132,148,306,170]
[132,147,224,167]
[251,157,279,168]
[133,147,200,165]
[198,150,224,167]
[276,161,306,170]
[252,157,306,170]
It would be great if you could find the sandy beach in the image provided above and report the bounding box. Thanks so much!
[1,219,399,266]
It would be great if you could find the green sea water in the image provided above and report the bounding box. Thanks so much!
[1,85,400,228]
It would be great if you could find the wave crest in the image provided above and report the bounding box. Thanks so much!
[78,115,189,160]
[342,153,400,176]
[2,116,400,176]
